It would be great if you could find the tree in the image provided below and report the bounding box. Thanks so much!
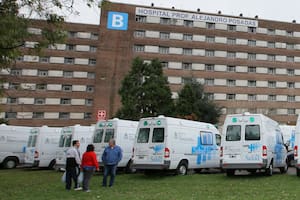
[175,80,222,124]
[116,57,174,120]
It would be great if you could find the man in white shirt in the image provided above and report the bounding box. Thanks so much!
[65,140,82,190]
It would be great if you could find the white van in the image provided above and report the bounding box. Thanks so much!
[0,124,31,168]
[93,119,138,172]
[280,125,296,151]
[132,116,221,175]
[293,115,300,176]
[55,125,95,169]
[25,126,61,169]
[221,113,288,176]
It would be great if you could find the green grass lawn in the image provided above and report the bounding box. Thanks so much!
[0,169,300,200]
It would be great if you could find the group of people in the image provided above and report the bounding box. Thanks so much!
[65,138,123,192]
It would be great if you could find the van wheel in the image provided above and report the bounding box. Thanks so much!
[297,168,300,177]
[176,161,188,175]
[3,157,18,169]
[48,159,56,170]
[125,160,136,174]
[265,162,273,176]
[279,160,288,174]
[226,169,235,176]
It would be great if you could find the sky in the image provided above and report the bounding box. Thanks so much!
[66,0,300,25]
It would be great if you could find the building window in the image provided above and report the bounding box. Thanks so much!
[286,31,294,37]
[206,93,214,100]
[205,64,214,71]
[39,56,49,63]
[248,53,256,60]
[34,98,45,105]
[267,29,275,35]
[64,57,74,64]
[226,108,236,114]
[248,40,256,46]
[182,77,193,84]
[205,50,214,57]
[87,72,95,79]
[160,18,171,25]
[90,33,99,40]
[9,83,20,90]
[287,82,295,88]
[62,85,72,92]
[161,61,168,68]
[135,15,146,23]
[227,79,236,87]
[63,71,73,78]
[133,45,145,52]
[90,46,97,52]
[227,25,236,31]
[267,42,275,48]
[134,30,145,38]
[7,97,17,104]
[65,44,75,51]
[159,32,170,39]
[227,38,236,45]
[89,59,96,66]
[182,63,192,70]
[288,95,295,102]
[248,94,257,101]
[183,34,193,41]
[204,78,214,86]
[267,54,276,62]
[287,69,295,76]
[159,46,169,54]
[32,112,44,119]
[85,99,93,106]
[183,20,193,27]
[227,65,236,72]
[288,108,295,115]
[86,85,94,92]
[37,70,48,77]
[5,112,17,119]
[248,80,256,87]
[206,22,215,29]
[16,56,23,61]
[182,48,192,55]
[227,52,236,58]
[287,43,294,50]
[268,108,277,115]
[287,56,294,62]
[268,68,276,75]
[36,84,47,90]
[61,98,71,105]
[205,36,214,43]
[268,95,276,101]
[248,66,256,73]
[268,81,276,88]
[227,94,236,100]
[68,31,77,38]
[10,69,22,76]
[59,112,70,119]
[248,27,256,33]
[84,112,92,119]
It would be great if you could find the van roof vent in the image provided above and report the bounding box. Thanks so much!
[157,115,165,118]
[243,112,251,115]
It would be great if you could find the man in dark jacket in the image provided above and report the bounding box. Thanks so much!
[65,140,81,190]
[102,138,122,187]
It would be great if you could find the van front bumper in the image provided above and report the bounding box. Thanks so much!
[221,159,268,169]
[132,161,170,170]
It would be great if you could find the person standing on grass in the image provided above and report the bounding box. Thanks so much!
[65,140,82,191]
[81,144,99,192]
[102,138,122,187]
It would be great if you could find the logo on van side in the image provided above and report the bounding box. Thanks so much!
[192,136,217,165]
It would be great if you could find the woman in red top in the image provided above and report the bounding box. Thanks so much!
[81,144,99,192]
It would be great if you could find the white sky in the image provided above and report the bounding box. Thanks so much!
[67,0,300,25]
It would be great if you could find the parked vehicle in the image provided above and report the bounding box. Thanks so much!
[93,118,138,172]
[279,125,295,166]
[55,125,94,169]
[132,116,221,175]
[25,126,61,169]
[0,124,31,169]
[221,113,288,176]
[293,115,300,176]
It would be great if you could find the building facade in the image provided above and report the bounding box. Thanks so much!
[1,2,300,126]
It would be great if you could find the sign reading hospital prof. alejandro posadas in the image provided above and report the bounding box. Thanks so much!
[136,7,258,27]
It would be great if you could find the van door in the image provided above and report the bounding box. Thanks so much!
[149,127,165,165]
[25,133,38,164]
[274,131,286,167]
[93,129,104,162]
[99,129,115,162]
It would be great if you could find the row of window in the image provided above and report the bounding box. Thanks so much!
[4,112,92,119]
[221,94,296,102]
[204,79,296,88]
[134,45,298,62]
[17,56,97,66]
[5,83,94,92]
[134,30,299,49]
[135,15,296,37]
[25,42,97,52]
[224,108,296,115]
[6,98,93,106]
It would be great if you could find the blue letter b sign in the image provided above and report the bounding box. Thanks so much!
[107,11,128,30]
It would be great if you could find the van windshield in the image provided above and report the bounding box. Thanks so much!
[245,125,260,140]
[226,125,241,141]
[152,128,164,143]
[104,129,114,143]
[64,134,72,147]
[27,135,37,147]
[93,129,104,143]
[137,128,150,143]
[27,135,32,147]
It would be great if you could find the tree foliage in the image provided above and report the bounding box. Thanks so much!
[116,57,174,120]
[175,80,222,124]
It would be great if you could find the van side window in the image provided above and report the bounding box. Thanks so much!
[27,135,33,147]
[152,128,164,143]
[58,135,64,147]
[215,134,221,146]
[93,129,104,143]
[245,125,260,140]
[137,128,150,143]
[200,132,213,145]
[226,125,241,141]
[104,129,114,143]
[31,135,37,147]
[65,135,72,147]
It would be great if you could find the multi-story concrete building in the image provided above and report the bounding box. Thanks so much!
[1,2,300,126]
